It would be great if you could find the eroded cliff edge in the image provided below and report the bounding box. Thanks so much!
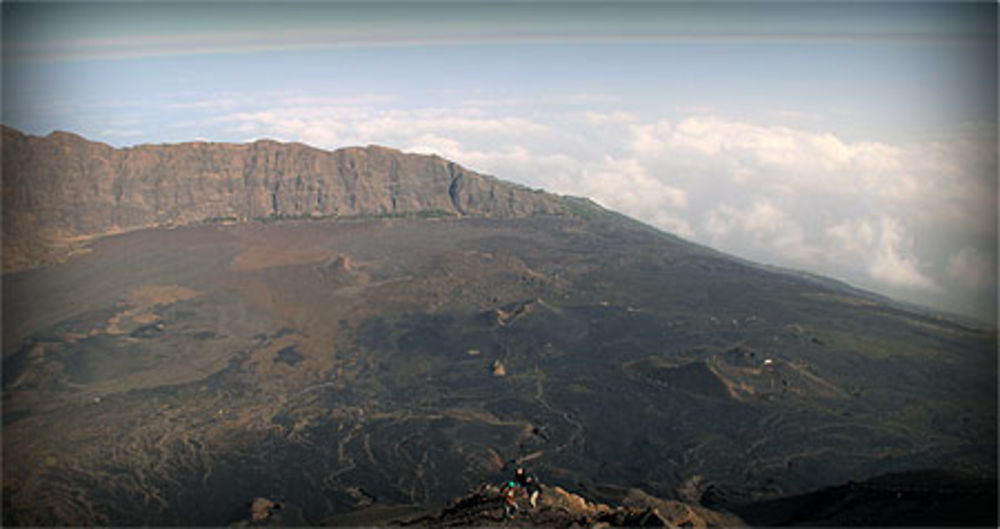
[1,127,570,270]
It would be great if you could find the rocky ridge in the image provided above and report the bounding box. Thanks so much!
[233,482,745,527]
[398,483,743,528]
[1,127,570,270]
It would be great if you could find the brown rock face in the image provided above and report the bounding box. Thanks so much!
[1,127,570,270]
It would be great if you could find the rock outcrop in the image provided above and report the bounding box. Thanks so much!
[399,483,744,527]
[1,127,571,270]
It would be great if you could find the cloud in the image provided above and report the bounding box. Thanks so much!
[582,111,639,125]
[575,156,692,236]
[625,114,993,315]
[583,156,686,207]
[565,93,623,105]
[947,247,995,289]
[215,105,553,150]
[630,116,912,200]
[704,200,819,264]
[165,98,247,111]
[826,216,937,290]
[457,97,525,108]
[167,93,396,112]
[278,94,397,107]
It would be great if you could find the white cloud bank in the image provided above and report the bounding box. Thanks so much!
[826,216,937,290]
[177,95,995,322]
[705,199,818,264]
[625,115,993,319]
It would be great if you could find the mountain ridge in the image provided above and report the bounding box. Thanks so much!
[1,126,571,271]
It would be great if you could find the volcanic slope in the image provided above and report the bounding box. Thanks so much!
[2,131,996,526]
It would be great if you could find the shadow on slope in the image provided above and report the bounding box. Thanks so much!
[718,469,997,527]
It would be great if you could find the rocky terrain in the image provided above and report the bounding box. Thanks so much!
[2,129,996,526]
[1,126,567,271]
[232,482,744,527]
[399,482,744,528]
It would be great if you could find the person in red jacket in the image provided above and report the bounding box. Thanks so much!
[501,480,520,518]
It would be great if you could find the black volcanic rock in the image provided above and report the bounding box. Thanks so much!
[1,127,569,270]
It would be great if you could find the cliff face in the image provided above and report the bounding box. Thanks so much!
[1,127,569,270]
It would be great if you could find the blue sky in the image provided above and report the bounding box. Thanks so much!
[3,2,997,322]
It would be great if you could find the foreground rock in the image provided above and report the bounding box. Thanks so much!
[399,483,744,528]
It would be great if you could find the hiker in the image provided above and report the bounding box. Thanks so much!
[514,467,541,509]
[501,480,520,518]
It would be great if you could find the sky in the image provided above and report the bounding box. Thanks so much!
[2,2,997,323]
